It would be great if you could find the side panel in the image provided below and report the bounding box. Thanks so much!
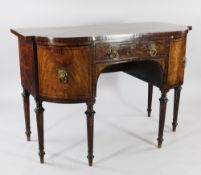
[167,37,187,87]
[18,38,36,96]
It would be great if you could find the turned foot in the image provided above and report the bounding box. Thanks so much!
[22,88,31,141]
[35,100,45,163]
[157,89,168,148]
[172,86,182,132]
[85,99,95,166]
[147,83,153,117]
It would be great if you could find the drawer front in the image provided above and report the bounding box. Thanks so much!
[37,46,91,99]
[95,40,169,61]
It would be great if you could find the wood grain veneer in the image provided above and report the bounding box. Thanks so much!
[11,22,191,166]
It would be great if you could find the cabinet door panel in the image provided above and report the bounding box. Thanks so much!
[37,46,91,99]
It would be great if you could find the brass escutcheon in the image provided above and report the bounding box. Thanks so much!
[148,43,157,57]
[58,69,68,83]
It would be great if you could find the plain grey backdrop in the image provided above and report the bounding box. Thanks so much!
[0,0,201,175]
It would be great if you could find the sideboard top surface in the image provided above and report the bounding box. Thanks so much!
[11,22,191,43]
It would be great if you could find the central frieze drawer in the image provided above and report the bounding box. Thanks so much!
[95,40,169,60]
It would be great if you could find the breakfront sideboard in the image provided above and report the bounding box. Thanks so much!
[11,22,191,166]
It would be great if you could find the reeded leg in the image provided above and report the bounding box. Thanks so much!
[172,86,182,132]
[22,88,31,141]
[157,90,168,148]
[147,83,153,117]
[85,99,95,166]
[35,100,45,163]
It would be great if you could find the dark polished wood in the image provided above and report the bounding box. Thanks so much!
[22,88,31,141]
[11,22,191,166]
[147,83,153,117]
[10,23,190,42]
[35,100,45,163]
[95,39,168,61]
[18,39,36,96]
[157,90,168,148]
[85,99,95,166]
[172,86,182,132]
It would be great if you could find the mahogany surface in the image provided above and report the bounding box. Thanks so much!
[11,22,189,39]
[11,22,191,166]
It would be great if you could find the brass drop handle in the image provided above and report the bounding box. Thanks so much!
[183,56,187,68]
[108,46,119,59]
[148,43,157,57]
[58,69,68,83]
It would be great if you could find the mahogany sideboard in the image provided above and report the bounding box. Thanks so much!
[11,23,191,166]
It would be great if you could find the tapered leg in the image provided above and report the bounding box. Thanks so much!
[172,86,182,132]
[22,88,31,141]
[35,100,45,163]
[157,90,168,148]
[85,99,95,166]
[147,83,153,117]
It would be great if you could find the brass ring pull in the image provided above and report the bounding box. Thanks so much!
[108,46,119,59]
[58,69,68,83]
[148,43,157,57]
